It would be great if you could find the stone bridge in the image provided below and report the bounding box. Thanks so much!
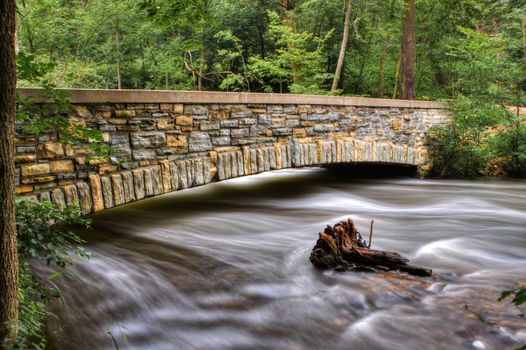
[15,89,449,214]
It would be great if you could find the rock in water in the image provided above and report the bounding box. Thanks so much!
[309,218,432,277]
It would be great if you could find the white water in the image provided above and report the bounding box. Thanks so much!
[42,168,526,349]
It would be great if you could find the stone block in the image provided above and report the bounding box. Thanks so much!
[313,124,335,132]
[300,113,328,121]
[184,105,206,115]
[101,176,114,209]
[211,135,231,146]
[267,105,283,114]
[203,157,211,184]
[157,119,174,130]
[249,149,257,175]
[220,120,239,128]
[21,163,50,176]
[130,131,166,148]
[111,174,125,206]
[121,171,136,203]
[272,128,292,136]
[143,167,155,197]
[49,160,75,174]
[89,175,105,212]
[169,162,179,190]
[151,166,163,195]
[51,188,66,210]
[132,169,145,200]
[17,146,36,153]
[177,160,188,189]
[194,158,205,185]
[166,135,188,148]
[15,168,20,186]
[257,149,265,173]
[114,110,136,118]
[133,149,157,161]
[231,111,252,118]
[76,182,93,215]
[37,142,64,158]
[392,118,402,130]
[239,118,257,125]
[64,185,80,209]
[15,154,36,163]
[16,185,33,194]
[21,175,55,184]
[293,128,307,138]
[176,116,193,126]
[200,121,220,131]
[285,119,300,128]
[108,118,127,125]
[160,160,172,193]
[224,154,232,179]
[38,191,51,202]
[189,132,213,152]
[231,128,250,138]
[258,114,272,124]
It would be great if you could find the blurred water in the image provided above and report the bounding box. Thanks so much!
[42,168,526,350]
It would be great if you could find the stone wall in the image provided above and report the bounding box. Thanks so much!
[15,89,450,214]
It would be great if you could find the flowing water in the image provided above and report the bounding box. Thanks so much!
[42,167,526,350]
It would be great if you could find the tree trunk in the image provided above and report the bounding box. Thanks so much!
[0,0,20,344]
[396,0,416,100]
[331,0,353,92]
[115,29,122,90]
[522,16,526,59]
[198,47,205,91]
[377,34,389,97]
[279,0,299,84]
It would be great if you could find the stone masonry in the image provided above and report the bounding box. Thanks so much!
[15,89,450,215]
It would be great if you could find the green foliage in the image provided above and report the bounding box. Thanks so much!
[499,286,526,350]
[492,120,526,177]
[426,5,526,179]
[16,198,91,268]
[6,263,52,350]
[248,11,334,94]
[427,124,488,178]
[4,198,92,349]
[499,287,526,307]
[16,51,115,162]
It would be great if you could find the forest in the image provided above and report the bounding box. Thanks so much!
[15,0,526,178]
[1,0,526,348]
[16,0,525,99]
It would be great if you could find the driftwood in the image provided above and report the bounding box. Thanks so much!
[309,219,432,277]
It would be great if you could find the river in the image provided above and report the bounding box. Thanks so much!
[43,167,526,350]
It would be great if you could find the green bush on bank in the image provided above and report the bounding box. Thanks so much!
[427,100,526,179]
[2,198,91,349]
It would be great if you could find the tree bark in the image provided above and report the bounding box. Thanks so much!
[522,16,525,59]
[0,0,20,344]
[279,0,299,84]
[198,47,205,91]
[115,29,122,90]
[396,0,416,100]
[377,34,389,97]
[331,0,353,92]
[310,219,431,276]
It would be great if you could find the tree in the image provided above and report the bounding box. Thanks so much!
[331,0,352,92]
[395,0,415,99]
[0,0,20,344]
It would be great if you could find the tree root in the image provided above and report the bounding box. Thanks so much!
[309,219,432,277]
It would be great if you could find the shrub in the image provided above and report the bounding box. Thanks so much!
[3,198,91,349]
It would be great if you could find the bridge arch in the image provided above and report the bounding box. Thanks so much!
[15,89,449,214]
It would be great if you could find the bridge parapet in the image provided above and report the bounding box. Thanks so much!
[15,89,450,214]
